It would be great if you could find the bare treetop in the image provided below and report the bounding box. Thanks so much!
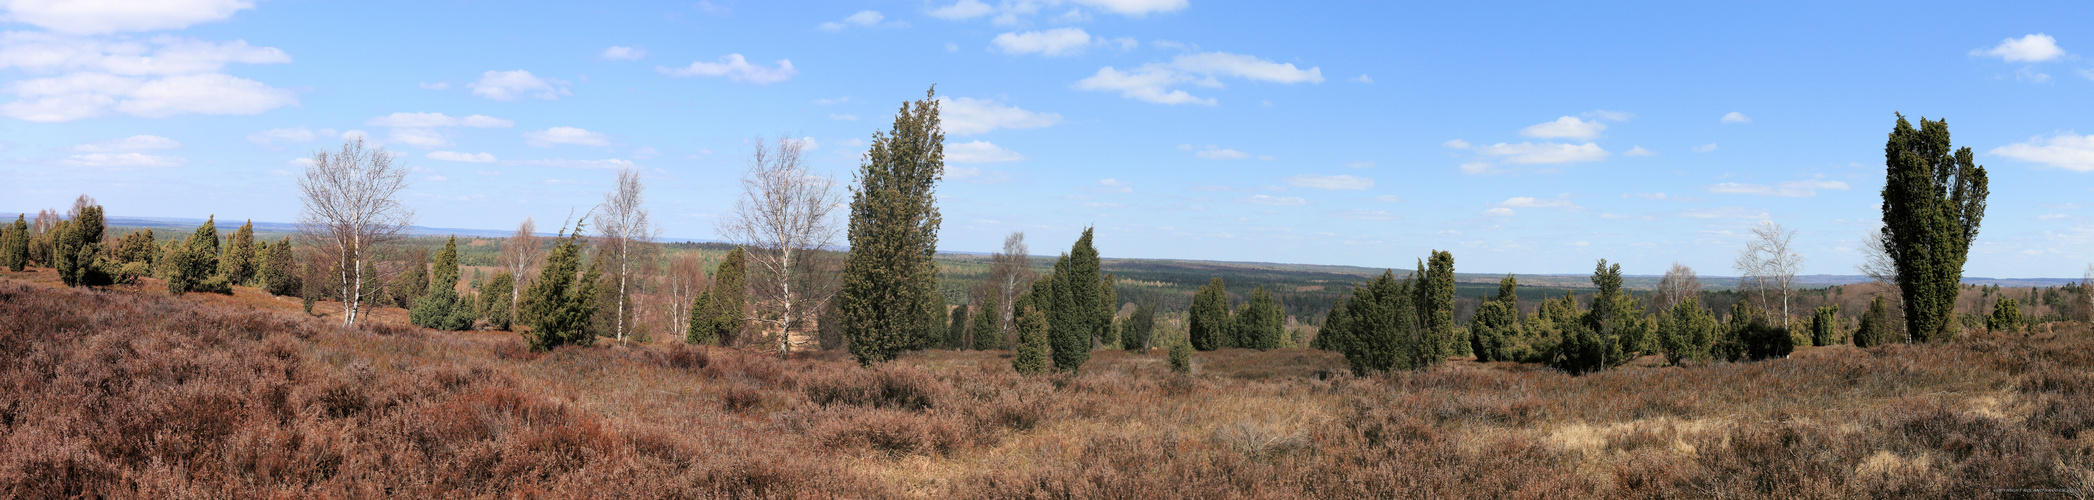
[1735,220,1804,321]
[297,138,414,326]
[718,135,844,355]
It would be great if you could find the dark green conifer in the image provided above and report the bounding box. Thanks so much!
[708,247,747,345]
[1048,228,1102,371]
[221,220,256,285]
[1881,114,1988,342]
[838,87,946,365]
[522,220,601,350]
[1189,277,1231,351]
[1011,296,1050,375]
[2,215,29,271]
[971,295,1003,350]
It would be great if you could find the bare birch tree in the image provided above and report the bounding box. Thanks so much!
[498,217,543,325]
[594,167,659,341]
[1654,262,1702,313]
[1735,220,1804,322]
[297,138,414,327]
[717,136,843,356]
[1857,231,1898,285]
[987,231,1033,345]
[664,250,710,340]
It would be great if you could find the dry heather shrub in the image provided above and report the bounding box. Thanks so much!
[796,406,967,456]
[800,362,952,411]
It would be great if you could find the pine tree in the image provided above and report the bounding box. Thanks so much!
[1096,271,1119,349]
[971,295,1003,350]
[709,247,747,345]
[2,215,27,271]
[1882,114,1988,343]
[220,220,256,285]
[480,272,515,330]
[1189,277,1231,351]
[1855,296,1895,347]
[260,237,300,296]
[1048,228,1102,372]
[522,220,601,351]
[1239,286,1283,350]
[947,301,970,349]
[687,287,715,344]
[1011,296,1050,375]
[1987,298,2023,332]
[838,87,946,365]
[1414,250,1456,363]
[1336,270,1419,375]
[412,236,472,330]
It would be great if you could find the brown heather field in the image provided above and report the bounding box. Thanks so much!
[2,266,2093,498]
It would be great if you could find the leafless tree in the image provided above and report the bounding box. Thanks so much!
[66,194,96,220]
[594,167,659,342]
[664,250,710,341]
[1654,262,1702,313]
[717,136,843,356]
[987,231,1033,346]
[297,138,414,327]
[1856,231,1898,285]
[498,217,543,325]
[1735,220,1804,322]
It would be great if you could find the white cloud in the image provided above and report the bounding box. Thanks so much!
[1974,33,2066,62]
[1188,144,1250,160]
[928,0,993,19]
[1458,162,1494,175]
[657,54,797,84]
[469,70,569,101]
[993,28,1094,57]
[521,158,634,170]
[600,46,646,60]
[946,140,1025,163]
[2,71,294,121]
[389,128,450,149]
[1073,0,1187,16]
[1482,208,1514,217]
[1692,143,1719,153]
[1625,146,1655,157]
[1519,116,1606,140]
[2040,213,2070,220]
[1451,141,1610,164]
[1707,180,1849,197]
[3,0,254,35]
[428,151,496,163]
[71,134,176,152]
[364,112,513,128]
[1092,178,1132,193]
[1075,51,1323,105]
[1495,195,1583,211]
[1237,195,1306,206]
[1327,209,1394,220]
[818,10,884,32]
[339,129,369,142]
[1626,192,1669,200]
[1284,174,1373,190]
[1346,161,1374,168]
[1720,112,1751,124]
[829,113,857,121]
[938,96,1062,135]
[631,147,659,159]
[63,152,182,167]
[246,126,312,145]
[524,126,611,147]
[1371,195,1402,203]
[0,33,289,75]
[1583,110,1634,122]
[1991,132,2094,172]
[1681,207,1770,219]
[1351,74,1372,83]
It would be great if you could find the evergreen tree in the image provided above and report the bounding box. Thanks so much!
[708,247,747,345]
[480,272,515,330]
[838,87,946,365]
[1855,296,1896,347]
[2,215,28,271]
[947,300,970,349]
[260,237,300,296]
[686,287,715,344]
[1656,296,1719,366]
[1096,271,1119,349]
[1882,114,1988,342]
[1169,337,1191,373]
[1987,298,2023,332]
[1189,277,1231,351]
[1414,250,1456,363]
[1552,260,1630,374]
[1122,300,1156,352]
[1238,286,1284,350]
[915,291,949,350]
[191,216,220,274]
[1312,299,1348,352]
[1469,300,1519,362]
[1048,228,1102,372]
[521,220,601,351]
[971,295,1003,350]
[164,236,197,294]
[411,236,472,330]
[389,248,429,308]
[220,220,256,285]
[1335,270,1421,375]
[55,205,111,287]
[1011,296,1050,375]
[1810,305,1842,346]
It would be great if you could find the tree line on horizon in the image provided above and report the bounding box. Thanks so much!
[6,109,2071,376]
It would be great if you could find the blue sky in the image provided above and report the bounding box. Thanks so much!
[3,1,2093,278]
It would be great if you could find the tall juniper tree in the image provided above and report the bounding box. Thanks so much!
[522,219,602,351]
[838,87,946,365]
[2,215,27,271]
[1882,113,1988,342]
[1189,277,1231,351]
[1047,228,1103,371]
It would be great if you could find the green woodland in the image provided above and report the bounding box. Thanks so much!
[7,106,2058,376]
